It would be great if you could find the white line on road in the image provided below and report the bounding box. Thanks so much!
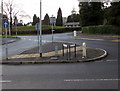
[64,79,120,82]
[0,80,11,83]
[106,60,118,62]
[95,59,118,62]
[0,80,12,83]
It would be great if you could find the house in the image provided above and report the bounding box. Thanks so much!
[64,22,80,27]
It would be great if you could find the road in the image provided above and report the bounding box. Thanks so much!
[1,33,119,89]
[1,33,70,59]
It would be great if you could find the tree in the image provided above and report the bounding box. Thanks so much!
[79,2,103,26]
[67,7,80,23]
[43,13,50,25]
[56,8,63,26]
[67,14,80,23]
[32,14,38,25]
[104,2,120,26]
[13,16,18,25]
[3,0,30,35]
[79,2,90,26]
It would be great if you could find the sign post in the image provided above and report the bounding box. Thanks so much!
[4,22,8,60]
[35,23,40,53]
[15,18,18,37]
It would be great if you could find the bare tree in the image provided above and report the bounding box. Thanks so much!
[3,0,30,35]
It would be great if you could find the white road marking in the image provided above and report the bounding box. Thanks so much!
[64,79,120,82]
[29,39,32,41]
[95,59,118,62]
[106,60,118,62]
[0,80,11,83]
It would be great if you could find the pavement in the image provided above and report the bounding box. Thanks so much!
[72,33,120,42]
[0,37,20,45]
[1,41,107,65]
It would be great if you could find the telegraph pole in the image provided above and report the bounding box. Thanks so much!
[39,0,42,57]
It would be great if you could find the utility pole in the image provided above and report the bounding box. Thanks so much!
[39,0,42,57]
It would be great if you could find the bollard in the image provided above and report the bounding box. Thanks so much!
[67,46,69,60]
[82,42,87,58]
[62,45,64,56]
[74,44,77,58]
[55,46,58,57]
[74,30,77,37]
[69,45,71,60]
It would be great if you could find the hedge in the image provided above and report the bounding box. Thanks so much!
[82,25,120,35]
[11,27,81,35]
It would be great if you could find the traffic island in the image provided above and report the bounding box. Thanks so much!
[2,42,108,65]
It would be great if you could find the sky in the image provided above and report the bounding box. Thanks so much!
[2,0,80,23]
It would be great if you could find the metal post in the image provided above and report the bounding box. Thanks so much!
[39,0,42,57]
[52,30,54,42]
[74,44,76,58]
[15,25,17,37]
[37,24,39,53]
[15,17,18,37]
[69,45,71,60]
[5,28,8,60]
[62,45,64,56]
[67,45,69,60]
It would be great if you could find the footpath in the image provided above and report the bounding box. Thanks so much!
[0,38,20,45]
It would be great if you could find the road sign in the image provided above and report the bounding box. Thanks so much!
[63,44,68,47]
[4,22,8,28]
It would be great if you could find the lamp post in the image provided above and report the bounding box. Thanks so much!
[39,0,42,57]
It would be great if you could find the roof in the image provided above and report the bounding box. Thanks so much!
[64,22,79,26]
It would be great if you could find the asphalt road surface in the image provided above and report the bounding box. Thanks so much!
[1,33,119,89]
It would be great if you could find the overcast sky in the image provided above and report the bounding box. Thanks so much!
[2,0,79,23]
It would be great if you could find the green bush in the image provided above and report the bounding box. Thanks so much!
[10,26,81,35]
[82,25,120,35]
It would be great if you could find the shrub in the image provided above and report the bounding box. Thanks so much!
[82,25,120,35]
